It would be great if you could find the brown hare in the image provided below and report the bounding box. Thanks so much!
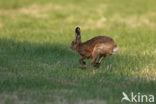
[70,27,118,68]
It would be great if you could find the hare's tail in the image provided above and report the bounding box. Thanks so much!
[113,45,118,54]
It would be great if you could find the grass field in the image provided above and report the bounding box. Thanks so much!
[0,0,156,104]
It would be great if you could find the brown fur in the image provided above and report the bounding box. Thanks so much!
[70,27,118,68]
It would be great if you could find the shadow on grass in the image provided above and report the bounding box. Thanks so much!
[0,38,78,90]
[0,38,155,95]
[0,38,78,68]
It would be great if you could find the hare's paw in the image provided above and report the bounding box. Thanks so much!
[94,63,100,68]
[79,60,86,65]
[80,65,87,69]
[82,61,86,65]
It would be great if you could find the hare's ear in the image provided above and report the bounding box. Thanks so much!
[75,27,81,40]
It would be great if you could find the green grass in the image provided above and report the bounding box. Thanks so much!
[0,0,156,104]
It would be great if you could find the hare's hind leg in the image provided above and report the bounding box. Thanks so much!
[94,55,106,68]
[90,53,98,66]
[81,50,98,68]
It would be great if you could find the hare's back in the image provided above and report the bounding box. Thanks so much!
[85,36,115,46]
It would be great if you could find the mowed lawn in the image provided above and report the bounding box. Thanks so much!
[0,0,156,104]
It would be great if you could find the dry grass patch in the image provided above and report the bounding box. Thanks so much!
[19,4,63,18]
[110,12,156,29]
[0,21,3,28]
[82,17,107,29]
[0,4,63,18]
[132,64,156,81]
